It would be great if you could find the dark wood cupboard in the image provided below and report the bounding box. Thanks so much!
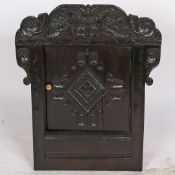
[15,5,162,171]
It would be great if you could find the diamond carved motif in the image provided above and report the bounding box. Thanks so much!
[79,80,96,98]
[67,68,104,112]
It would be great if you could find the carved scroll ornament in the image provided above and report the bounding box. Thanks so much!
[16,48,31,85]
[145,48,161,85]
[16,5,161,43]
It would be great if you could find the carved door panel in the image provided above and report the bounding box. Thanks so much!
[46,46,131,132]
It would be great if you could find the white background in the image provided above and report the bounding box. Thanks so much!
[0,0,175,175]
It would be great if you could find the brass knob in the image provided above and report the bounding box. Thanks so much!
[46,84,52,91]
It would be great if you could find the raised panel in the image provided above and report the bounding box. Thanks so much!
[44,135,132,158]
[46,47,105,131]
[45,46,131,132]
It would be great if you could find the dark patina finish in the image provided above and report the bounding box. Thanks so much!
[15,5,162,171]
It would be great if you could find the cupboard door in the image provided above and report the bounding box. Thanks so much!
[45,46,131,132]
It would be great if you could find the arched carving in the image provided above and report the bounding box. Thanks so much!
[16,5,161,43]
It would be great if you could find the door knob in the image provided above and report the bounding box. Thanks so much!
[46,84,53,91]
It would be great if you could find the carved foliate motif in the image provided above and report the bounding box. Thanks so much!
[16,5,161,42]
[129,15,161,38]
[16,13,48,41]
